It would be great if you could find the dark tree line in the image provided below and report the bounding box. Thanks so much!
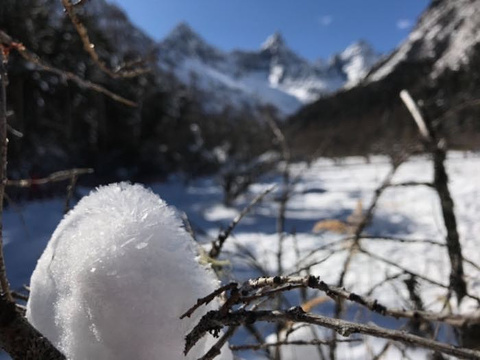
[288,45,480,158]
[1,0,274,189]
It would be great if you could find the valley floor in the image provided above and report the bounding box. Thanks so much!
[4,151,480,359]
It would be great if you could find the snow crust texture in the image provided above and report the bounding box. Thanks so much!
[26,183,232,360]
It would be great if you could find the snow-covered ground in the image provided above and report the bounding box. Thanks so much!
[4,152,480,359]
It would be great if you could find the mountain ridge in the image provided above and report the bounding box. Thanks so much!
[290,0,480,156]
[157,22,381,116]
[367,0,480,82]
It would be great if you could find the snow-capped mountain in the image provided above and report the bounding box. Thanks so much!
[367,0,480,82]
[157,23,380,116]
[290,0,480,157]
[31,0,381,117]
[338,40,381,85]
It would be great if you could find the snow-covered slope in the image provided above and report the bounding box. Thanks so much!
[367,0,480,82]
[338,40,381,85]
[158,24,380,116]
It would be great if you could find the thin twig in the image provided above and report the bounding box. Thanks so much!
[60,0,150,79]
[372,341,392,360]
[11,291,28,302]
[336,162,402,288]
[360,247,480,303]
[331,160,404,355]
[351,235,445,247]
[7,168,93,187]
[19,48,137,106]
[0,30,137,107]
[209,186,275,259]
[64,174,78,214]
[388,181,434,188]
[292,238,349,270]
[198,326,237,360]
[287,249,342,277]
[0,49,12,301]
[439,98,480,123]
[365,272,404,297]
[229,338,361,351]
[180,283,238,319]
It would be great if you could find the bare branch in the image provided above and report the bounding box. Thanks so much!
[180,283,238,320]
[352,235,445,247]
[265,115,292,285]
[7,168,93,187]
[389,181,434,188]
[230,338,361,351]
[360,247,480,303]
[400,90,431,140]
[264,116,290,164]
[19,48,137,106]
[440,98,480,123]
[337,161,402,289]
[209,186,275,259]
[0,295,66,359]
[186,307,480,359]
[186,275,480,331]
[60,0,150,79]
[0,45,12,302]
[400,89,467,302]
[11,291,28,302]
[0,29,137,107]
[198,326,237,360]
[64,173,78,214]
[372,341,392,360]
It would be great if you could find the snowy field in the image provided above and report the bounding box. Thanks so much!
[3,152,480,359]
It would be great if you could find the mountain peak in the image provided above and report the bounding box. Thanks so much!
[340,40,377,61]
[168,22,200,41]
[261,32,287,52]
[160,22,224,62]
[325,40,381,85]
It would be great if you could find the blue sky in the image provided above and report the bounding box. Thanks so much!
[111,0,430,60]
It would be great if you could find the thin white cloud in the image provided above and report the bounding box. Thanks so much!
[319,15,333,27]
[397,19,413,30]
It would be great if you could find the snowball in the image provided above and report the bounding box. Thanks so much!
[26,183,233,360]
